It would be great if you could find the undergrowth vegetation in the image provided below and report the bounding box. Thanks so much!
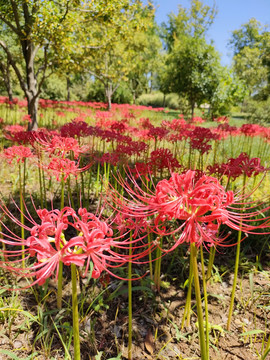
[0,96,269,360]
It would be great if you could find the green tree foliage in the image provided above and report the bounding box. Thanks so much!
[165,36,221,118]
[210,68,247,117]
[161,0,217,51]
[230,18,270,97]
[0,0,81,129]
[159,1,223,118]
[77,1,156,109]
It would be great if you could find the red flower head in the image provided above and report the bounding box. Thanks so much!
[37,135,86,159]
[3,145,34,164]
[108,170,270,252]
[0,203,148,287]
[60,120,89,139]
[149,148,181,173]
[208,153,266,180]
[189,127,218,155]
[47,157,81,181]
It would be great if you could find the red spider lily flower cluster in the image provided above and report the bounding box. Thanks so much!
[116,141,148,157]
[2,145,34,164]
[60,120,89,139]
[47,158,90,182]
[161,117,188,132]
[108,170,270,252]
[208,153,266,180]
[190,116,205,124]
[150,148,181,173]
[189,127,218,154]
[0,204,152,287]
[239,124,264,137]
[34,135,86,159]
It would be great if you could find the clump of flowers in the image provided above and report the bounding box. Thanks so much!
[109,169,270,251]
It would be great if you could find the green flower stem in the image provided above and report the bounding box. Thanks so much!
[154,238,163,292]
[57,175,65,309]
[181,252,193,329]
[61,175,65,210]
[71,263,81,360]
[128,232,133,360]
[37,147,44,208]
[227,227,242,331]
[147,232,153,281]
[96,162,100,196]
[206,246,216,282]
[190,243,207,360]
[67,177,75,209]
[19,162,25,268]
[261,335,270,360]
[57,261,63,310]
[200,246,209,360]
[227,174,246,331]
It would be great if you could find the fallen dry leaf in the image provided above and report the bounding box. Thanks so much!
[144,328,155,355]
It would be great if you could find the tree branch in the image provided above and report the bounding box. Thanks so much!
[0,13,20,34]
[0,39,26,94]
[10,0,22,33]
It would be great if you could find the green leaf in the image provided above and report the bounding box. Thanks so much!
[0,350,22,360]
[240,329,265,336]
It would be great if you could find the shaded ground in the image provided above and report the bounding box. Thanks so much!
[0,247,269,360]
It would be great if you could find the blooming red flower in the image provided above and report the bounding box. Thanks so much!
[0,204,150,287]
[60,120,89,139]
[108,170,270,251]
[208,153,266,180]
[149,148,181,173]
[36,135,86,159]
[189,127,218,154]
[47,157,82,181]
[3,145,34,164]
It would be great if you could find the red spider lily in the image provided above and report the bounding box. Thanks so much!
[107,170,270,252]
[213,123,238,139]
[0,203,152,287]
[207,153,266,180]
[161,117,188,132]
[190,116,205,124]
[131,162,152,180]
[22,114,32,123]
[147,126,169,140]
[110,120,129,133]
[189,127,218,155]
[96,152,121,167]
[240,124,264,137]
[149,148,181,173]
[60,120,89,139]
[2,145,34,164]
[116,141,148,157]
[139,118,152,129]
[3,125,26,140]
[47,157,89,182]
[35,135,86,159]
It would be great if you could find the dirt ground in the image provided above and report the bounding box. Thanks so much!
[0,247,269,360]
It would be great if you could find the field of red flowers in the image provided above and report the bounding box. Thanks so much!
[0,97,269,360]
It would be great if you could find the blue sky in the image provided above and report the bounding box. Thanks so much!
[152,0,270,66]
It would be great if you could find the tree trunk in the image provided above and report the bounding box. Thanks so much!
[23,40,39,130]
[105,83,113,111]
[191,102,195,122]
[67,76,71,102]
[5,62,13,102]
[0,61,13,102]
[163,93,166,107]
[27,94,39,130]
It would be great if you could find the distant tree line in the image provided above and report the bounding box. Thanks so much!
[0,0,269,128]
